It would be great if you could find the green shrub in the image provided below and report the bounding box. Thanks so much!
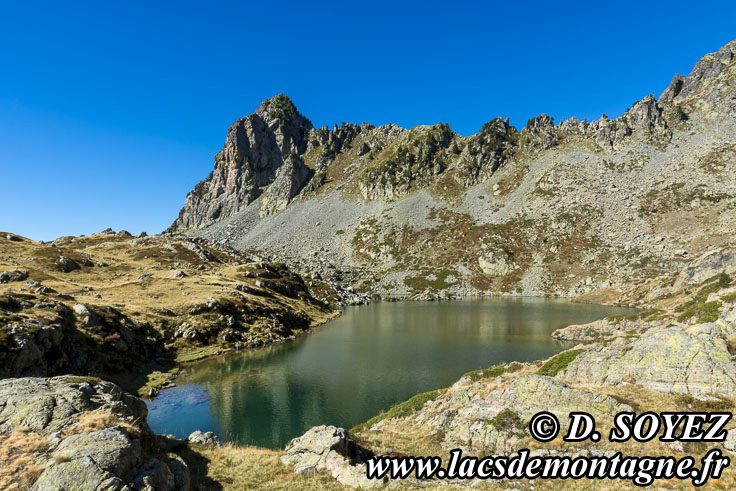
[490,409,522,431]
[350,388,448,434]
[463,362,522,382]
[536,349,585,377]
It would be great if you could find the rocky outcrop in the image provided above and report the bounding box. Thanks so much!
[678,41,735,100]
[422,374,631,454]
[674,247,736,288]
[360,123,455,200]
[520,114,557,152]
[0,270,28,284]
[0,376,191,490]
[0,296,159,379]
[0,376,147,433]
[281,425,378,488]
[457,117,517,186]
[168,95,313,231]
[478,253,513,276]
[560,323,736,399]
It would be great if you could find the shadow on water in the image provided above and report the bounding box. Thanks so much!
[147,297,636,448]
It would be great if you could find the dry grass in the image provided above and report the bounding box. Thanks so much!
[0,232,338,395]
[0,428,48,489]
[65,410,142,439]
[185,443,349,490]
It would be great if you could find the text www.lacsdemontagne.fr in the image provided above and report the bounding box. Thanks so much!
[366,448,729,487]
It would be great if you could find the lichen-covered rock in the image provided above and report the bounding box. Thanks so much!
[31,456,129,491]
[281,425,378,488]
[0,376,148,434]
[497,375,631,422]
[47,427,143,479]
[0,376,185,490]
[416,375,630,456]
[551,317,642,342]
[560,324,736,399]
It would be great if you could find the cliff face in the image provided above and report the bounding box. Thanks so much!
[167,95,313,231]
[170,40,736,299]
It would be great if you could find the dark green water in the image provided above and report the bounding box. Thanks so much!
[146,297,634,449]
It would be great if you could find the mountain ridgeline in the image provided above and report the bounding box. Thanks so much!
[169,40,736,300]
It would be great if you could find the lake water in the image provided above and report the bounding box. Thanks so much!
[146,297,634,449]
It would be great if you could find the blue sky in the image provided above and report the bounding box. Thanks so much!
[1,1,734,240]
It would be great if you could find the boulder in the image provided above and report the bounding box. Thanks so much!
[0,376,157,490]
[281,425,377,488]
[419,375,630,455]
[58,256,81,273]
[0,269,29,284]
[187,430,221,447]
[132,457,175,490]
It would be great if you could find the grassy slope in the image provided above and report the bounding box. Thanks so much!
[0,232,338,396]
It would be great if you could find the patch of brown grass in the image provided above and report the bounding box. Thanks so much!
[66,410,141,439]
[184,443,348,490]
[0,428,48,489]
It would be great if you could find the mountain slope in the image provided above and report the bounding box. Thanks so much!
[169,40,736,299]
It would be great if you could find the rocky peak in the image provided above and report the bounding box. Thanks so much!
[519,114,557,152]
[168,95,314,231]
[665,40,736,118]
[458,117,517,186]
[677,41,735,100]
[659,74,685,102]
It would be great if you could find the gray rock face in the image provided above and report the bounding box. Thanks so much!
[678,42,735,99]
[560,324,736,399]
[674,247,736,288]
[168,95,313,231]
[281,425,378,488]
[132,457,175,490]
[260,154,313,217]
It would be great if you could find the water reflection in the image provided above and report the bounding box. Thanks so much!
[147,297,635,448]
